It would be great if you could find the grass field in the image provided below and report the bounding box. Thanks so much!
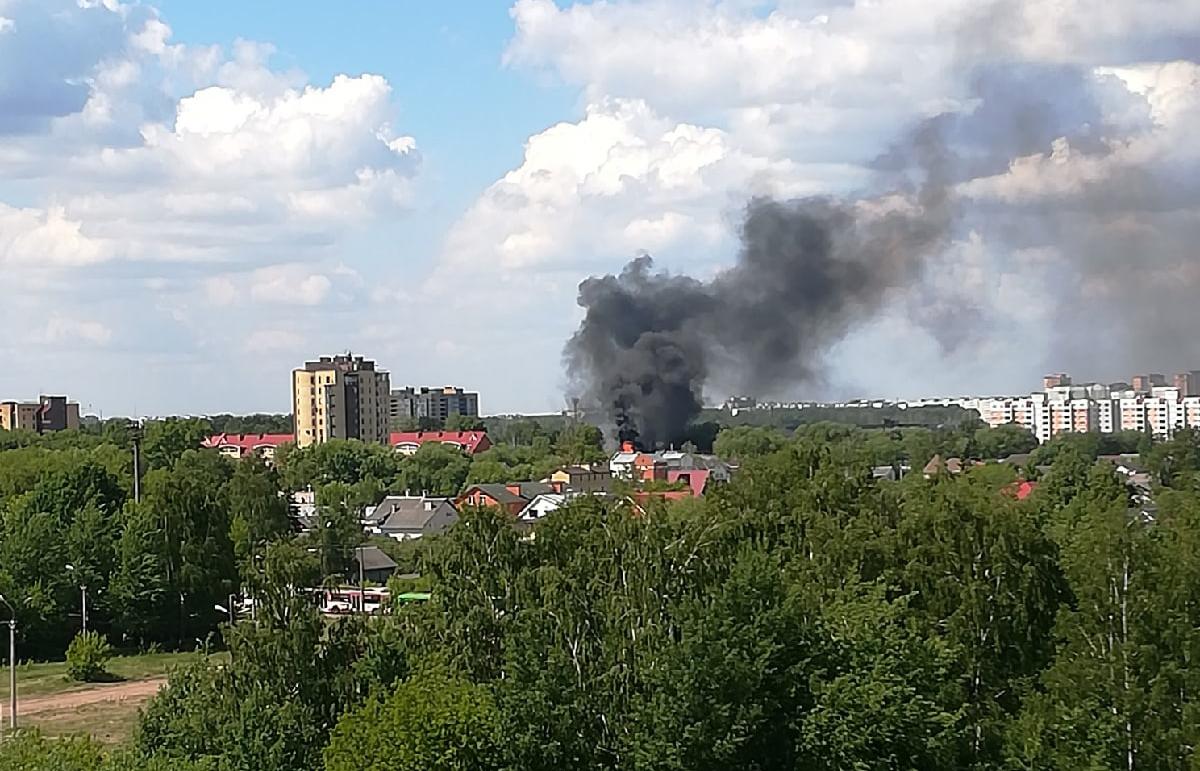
[22,695,149,744]
[0,652,228,744]
[0,652,214,701]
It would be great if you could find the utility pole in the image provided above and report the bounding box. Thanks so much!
[6,619,12,730]
[0,594,16,733]
[66,564,87,633]
[5,614,12,730]
[357,545,365,614]
[131,422,143,503]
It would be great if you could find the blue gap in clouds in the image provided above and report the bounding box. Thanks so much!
[151,0,578,269]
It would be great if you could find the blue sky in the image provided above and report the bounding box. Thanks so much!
[1,0,1198,417]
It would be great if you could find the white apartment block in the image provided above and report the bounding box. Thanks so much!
[960,383,1200,443]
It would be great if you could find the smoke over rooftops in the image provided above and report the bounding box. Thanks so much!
[566,47,1200,447]
[566,186,952,448]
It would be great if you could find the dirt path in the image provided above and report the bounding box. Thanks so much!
[15,678,168,717]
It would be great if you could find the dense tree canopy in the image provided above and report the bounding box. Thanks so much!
[6,419,1200,768]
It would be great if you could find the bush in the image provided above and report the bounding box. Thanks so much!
[65,630,114,682]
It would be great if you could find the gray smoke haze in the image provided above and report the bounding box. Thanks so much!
[567,56,1200,446]
[565,188,951,448]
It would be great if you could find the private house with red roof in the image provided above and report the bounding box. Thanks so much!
[457,481,562,516]
[202,433,294,461]
[667,469,710,497]
[1003,480,1039,501]
[388,431,492,456]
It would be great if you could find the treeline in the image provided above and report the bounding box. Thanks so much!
[700,402,979,430]
[0,415,1144,658]
[0,417,607,657]
[714,420,1161,468]
[207,414,293,435]
[7,426,1200,768]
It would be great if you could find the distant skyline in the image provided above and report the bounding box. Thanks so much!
[2,1,1199,417]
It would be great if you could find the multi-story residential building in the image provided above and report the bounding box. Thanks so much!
[969,380,1200,444]
[0,395,80,433]
[1043,373,1071,389]
[1096,399,1116,433]
[1174,371,1200,397]
[389,386,479,427]
[1117,395,1147,432]
[293,354,391,448]
[1132,373,1167,393]
[1183,397,1200,428]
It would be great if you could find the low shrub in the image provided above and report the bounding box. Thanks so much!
[66,631,114,683]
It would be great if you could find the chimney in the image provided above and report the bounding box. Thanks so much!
[621,441,635,453]
[505,483,523,496]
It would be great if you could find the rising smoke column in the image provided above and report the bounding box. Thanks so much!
[565,52,1200,447]
[565,192,950,449]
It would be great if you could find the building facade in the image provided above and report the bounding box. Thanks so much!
[1132,373,1167,393]
[388,430,492,455]
[1174,371,1200,397]
[968,384,1200,443]
[0,395,80,433]
[293,355,390,447]
[1042,373,1072,389]
[389,386,479,427]
[201,433,294,461]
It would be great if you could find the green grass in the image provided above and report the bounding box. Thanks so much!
[22,698,147,744]
[0,652,226,701]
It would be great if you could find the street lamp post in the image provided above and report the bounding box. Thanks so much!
[131,421,143,504]
[0,594,16,732]
[357,545,365,614]
[65,565,88,633]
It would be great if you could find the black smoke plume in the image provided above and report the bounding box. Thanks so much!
[565,191,950,449]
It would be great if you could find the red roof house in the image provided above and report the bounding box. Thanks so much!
[389,431,492,456]
[667,469,710,497]
[1003,480,1039,501]
[202,433,294,460]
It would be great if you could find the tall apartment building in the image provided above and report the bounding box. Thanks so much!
[293,355,391,448]
[390,386,479,427]
[0,395,80,433]
[1132,373,1167,393]
[1174,371,1200,397]
[969,382,1200,444]
[1042,373,1072,389]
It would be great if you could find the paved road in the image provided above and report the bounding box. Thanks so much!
[15,677,168,717]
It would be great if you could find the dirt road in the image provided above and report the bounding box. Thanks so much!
[15,678,168,717]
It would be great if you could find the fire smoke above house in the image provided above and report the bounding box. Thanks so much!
[564,185,951,449]
[564,55,1200,449]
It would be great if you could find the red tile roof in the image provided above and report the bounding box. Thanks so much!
[668,469,710,497]
[202,433,294,452]
[388,431,492,455]
[1004,480,1039,500]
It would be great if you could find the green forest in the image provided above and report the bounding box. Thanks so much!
[2,417,1200,769]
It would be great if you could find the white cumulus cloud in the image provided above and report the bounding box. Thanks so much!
[441,98,814,279]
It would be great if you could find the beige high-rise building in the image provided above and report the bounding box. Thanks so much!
[293,354,391,447]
